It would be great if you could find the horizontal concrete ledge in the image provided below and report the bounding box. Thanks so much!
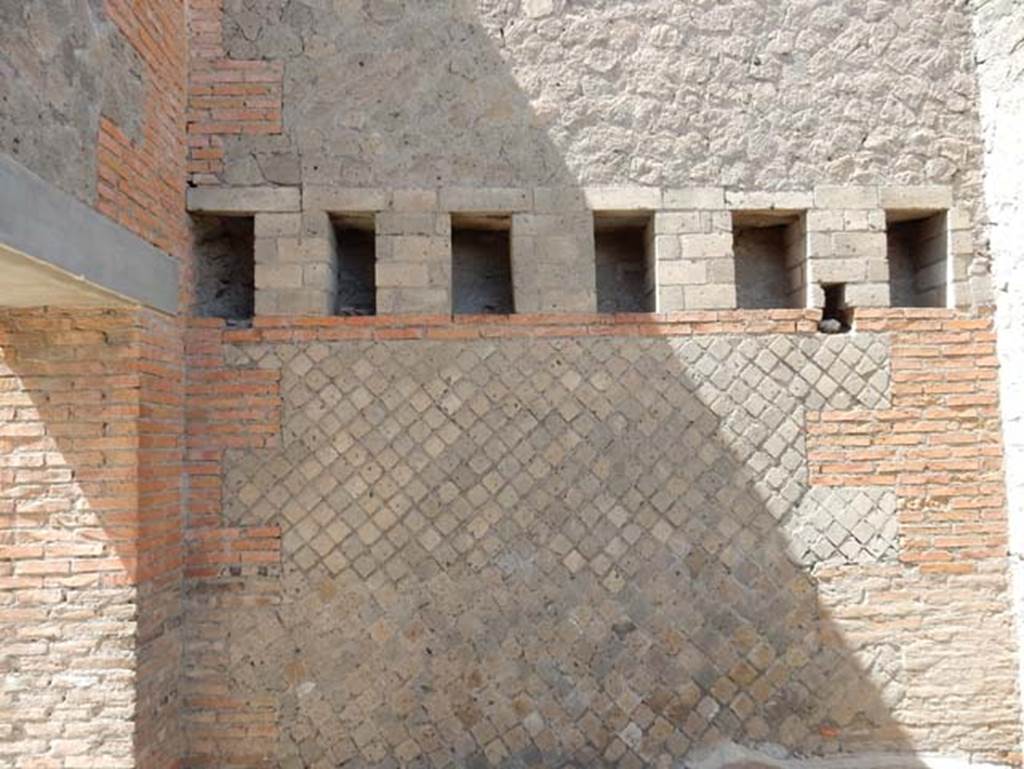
[188,185,301,214]
[0,154,178,313]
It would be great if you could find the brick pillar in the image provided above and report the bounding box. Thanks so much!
[0,307,185,769]
[253,211,337,315]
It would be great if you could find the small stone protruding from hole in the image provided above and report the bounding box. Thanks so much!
[819,283,852,334]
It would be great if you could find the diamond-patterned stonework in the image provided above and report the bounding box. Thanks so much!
[785,487,899,566]
[218,334,902,767]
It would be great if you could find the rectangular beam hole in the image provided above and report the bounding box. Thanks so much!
[886,210,947,308]
[594,212,654,313]
[732,211,805,309]
[451,214,513,315]
[191,214,254,322]
[332,213,376,316]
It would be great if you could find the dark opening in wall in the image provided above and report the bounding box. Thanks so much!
[819,283,853,334]
[192,214,254,321]
[331,214,376,316]
[886,210,947,308]
[594,212,654,313]
[732,211,805,309]
[451,214,513,315]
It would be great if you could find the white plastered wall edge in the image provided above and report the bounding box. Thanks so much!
[686,741,1014,769]
[970,0,1024,755]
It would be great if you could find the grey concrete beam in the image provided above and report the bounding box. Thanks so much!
[187,186,301,214]
[0,153,179,313]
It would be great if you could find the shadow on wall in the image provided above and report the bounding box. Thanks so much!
[0,308,183,769]
[219,0,601,187]
[212,329,929,769]
[193,4,952,769]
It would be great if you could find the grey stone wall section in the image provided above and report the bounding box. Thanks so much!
[0,0,145,208]
[215,1,988,254]
[511,210,597,313]
[214,333,897,766]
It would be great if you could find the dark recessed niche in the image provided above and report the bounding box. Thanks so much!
[332,214,376,316]
[594,212,654,313]
[732,211,805,310]
[192,214,254,321]
[819,283,853,334]
[886,210,947,308]
[451,214,513,315]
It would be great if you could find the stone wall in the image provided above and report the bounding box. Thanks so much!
[184,0,996,308]
[182,309,1019,768]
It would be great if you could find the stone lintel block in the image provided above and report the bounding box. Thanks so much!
[391,189,439,212]
[811,257,868,283]
[254,213,302,238]
[532,187,588,211]
[663,187,725,209]
[813,185,879,209]
[683,283,736,310]
[726,189,812,211]
[512,212,593,237]
[584,186,661,211]
[879,185,953,211]
[187,186,300,214]
[377,213,450,237]
[440,187,531,212]
[303,187,389,212]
